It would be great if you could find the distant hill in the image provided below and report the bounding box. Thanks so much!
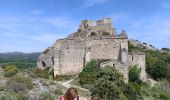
[0,52,40,69]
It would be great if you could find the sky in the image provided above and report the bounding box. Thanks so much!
[0,0,170,53]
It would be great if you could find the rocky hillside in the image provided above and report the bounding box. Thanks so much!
[129,39,170,54]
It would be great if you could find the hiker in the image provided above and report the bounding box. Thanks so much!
[59,87,79,100]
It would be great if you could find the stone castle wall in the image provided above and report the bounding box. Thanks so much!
[53,37,128,76]
[128,52,147,81]
[37,18,147,82]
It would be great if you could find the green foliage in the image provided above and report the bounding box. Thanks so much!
[0,92,27,100]
[98,66,123,81]
[160,92,170,100]
[90,32,97,36]
[79,60,100,85]
[0,52,39,70]
[3,64,18,77]
[90,66,139,100]
[146,59,168,80]
[128,41,170,80]
[40,92,54,100]
[166,66,170,83]
[102,32,110,35]
[91,78,122,99]
[7,75,33,92]
[30,68,49,79]
[129,65,141,82]
[77,29,82,33]
[54,87,63,96]
[54,75,75,81]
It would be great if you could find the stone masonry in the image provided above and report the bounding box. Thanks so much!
[37,18,147,82]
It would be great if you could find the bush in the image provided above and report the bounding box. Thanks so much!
[146,59,168,80]
[102,32,110,35]
[129,65,141,82]
[79,60,100,85]
[90,66,132,100]
[167,67,170,83]
[160,93,170,100]
[54,75,74,81]
[7,82,27,93]
[54,87,63,97]
[98,66,123,81]
[0,92,27,100]
[90,32,97,36]
[7,75,33,92]
[90,78,122,99]
[3,64,18,77]
[40,92,54,100]
[30,68,49,79]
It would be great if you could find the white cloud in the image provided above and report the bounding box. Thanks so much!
[83,0,108,8]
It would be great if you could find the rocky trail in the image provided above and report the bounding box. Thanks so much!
[57,79,90,100]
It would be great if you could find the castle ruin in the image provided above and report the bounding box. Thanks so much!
[37,18,147,82]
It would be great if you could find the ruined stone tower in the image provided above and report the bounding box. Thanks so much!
[37,18,147,82]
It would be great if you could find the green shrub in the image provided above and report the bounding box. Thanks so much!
[30,68,49,79]
[91,78,123,99]
[160,93,169,100]
[129,65,141,82]
[54,87,63,97]
[40,92,54,100]
[7,75,33,92]
[79,60,99,85]
[90,32,97,36]
[146,59,168,80]
[0,86,5,91]
[3,64,18,77]
[98,66,123,81]
[54,75,74,81]
[166,66,170,83]
[0,92,27,100]
[102,32,110,35]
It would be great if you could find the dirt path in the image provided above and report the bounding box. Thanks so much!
[57,79,90,100]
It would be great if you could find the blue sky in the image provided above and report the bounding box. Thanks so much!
[0,0,170,53]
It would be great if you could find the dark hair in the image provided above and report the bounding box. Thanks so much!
[64,87,78,100]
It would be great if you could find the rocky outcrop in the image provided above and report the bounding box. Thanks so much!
[37,45,55,69]
[129,39,157,51]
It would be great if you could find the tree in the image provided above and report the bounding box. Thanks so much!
[146,59,168,80]
[129,65,141,82]
[3,64,18,77]
[79,60,99,85]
